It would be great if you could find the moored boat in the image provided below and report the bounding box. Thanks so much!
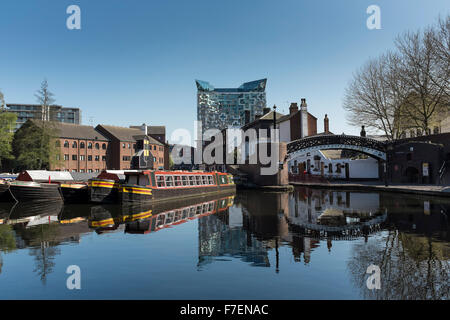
[60,183,89,203]
[119,170,236,203]
[88,170,128,203]
[0,180,11,201]
[9,180,63,202]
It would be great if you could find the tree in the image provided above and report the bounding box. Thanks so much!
[394,17,450,134]
[343,15,450,138]
[12,80,61,170]
[343,53,406,140]
[0,90,17,170]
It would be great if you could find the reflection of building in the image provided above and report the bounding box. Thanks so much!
[198,211,270,268]
[196,79,267,132]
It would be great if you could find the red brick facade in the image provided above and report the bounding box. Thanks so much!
[54,138,109,173]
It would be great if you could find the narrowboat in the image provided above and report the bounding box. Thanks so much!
[88,170,136,203]
[60,183,89,203]
[119,170,236,203]
[0,180,10,201]
[9,181,63,202]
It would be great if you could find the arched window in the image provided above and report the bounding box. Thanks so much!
[64,140,69,148]
[72,141,77,148]
[102,143,106,150]
[55,140,60,147]
[95,143,99,149]
[80,142,85,149]
[88,142,92,149]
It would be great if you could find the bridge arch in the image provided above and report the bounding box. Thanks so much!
[287,134,387,161]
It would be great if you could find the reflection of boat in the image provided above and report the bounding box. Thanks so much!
[120,170,236,203]
[7,200,64,226]
[125,195,235,234]
[0,203,13,224]
[9,181,62,202]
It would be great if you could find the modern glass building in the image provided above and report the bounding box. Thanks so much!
[5,104,81,130]
[196,79,267,132]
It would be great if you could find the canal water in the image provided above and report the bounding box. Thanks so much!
[0,187,448,300]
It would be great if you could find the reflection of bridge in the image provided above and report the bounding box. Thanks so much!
[287,134,387,161]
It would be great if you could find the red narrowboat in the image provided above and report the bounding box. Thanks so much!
[119,170,235,203]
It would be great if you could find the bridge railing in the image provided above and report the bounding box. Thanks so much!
[287,134,386,154]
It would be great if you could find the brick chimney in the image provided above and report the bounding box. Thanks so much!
[289,103,299,115]
[324,114,329,133]
[300,98,308,138]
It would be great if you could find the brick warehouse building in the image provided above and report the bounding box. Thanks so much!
[16,120,168,172]
[96,125,166,170]
[55,123,109,173]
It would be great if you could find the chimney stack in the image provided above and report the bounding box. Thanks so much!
[300,98,307,110]
[289,103,299,115]
[360,125,366,137]
[142,123,147,135]
[324,114,329,133]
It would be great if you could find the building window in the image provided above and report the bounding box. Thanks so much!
[336,164,342,173]
[88,155,92,161]
[95,155,100,161]
[95,169,100,173]
[102,143,106,150]
[72,169,77,173]
[128,144,131,149]
[72,155,77,161]
[88,169,93,173]
[80,155,85,161]
[133,144,136,150]
[153,145,156,150]
[95,143,99,149]
[88,142,92,149]
[72,141,77,148]
[80,142,85,149]
[55,140,60,147]
[122,143,126,148]
[56,154,60,161]
[64,154,69,161]
[102,156,106,161]
[64,141,69,148]
[122,156,130,161]
[80,169,85,173]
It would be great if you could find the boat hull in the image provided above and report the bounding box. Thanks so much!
[60,183,89,203]
[119,183,236,203]
[88,179,120,203]
[9,183,62,202]
[0,183,12,202]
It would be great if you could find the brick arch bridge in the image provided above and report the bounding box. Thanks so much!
[287,134,387,161]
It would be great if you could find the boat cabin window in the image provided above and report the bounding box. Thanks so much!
[195,176,201,185]
[202,175,207,185]
[174,176,182,187]
[182,176,188,186]
[127,175,138,185]
[208,176,214,185]
[156,175,165,187]
[189,176,195,186]
[165,175,174,187]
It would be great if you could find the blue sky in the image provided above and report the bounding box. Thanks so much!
[0,0,448,142]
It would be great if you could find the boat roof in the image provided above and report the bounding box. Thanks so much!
[17,170,74,182]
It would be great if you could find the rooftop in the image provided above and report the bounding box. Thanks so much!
[196,79,267,92]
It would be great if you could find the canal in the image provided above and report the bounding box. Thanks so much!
[0,187,448,299]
